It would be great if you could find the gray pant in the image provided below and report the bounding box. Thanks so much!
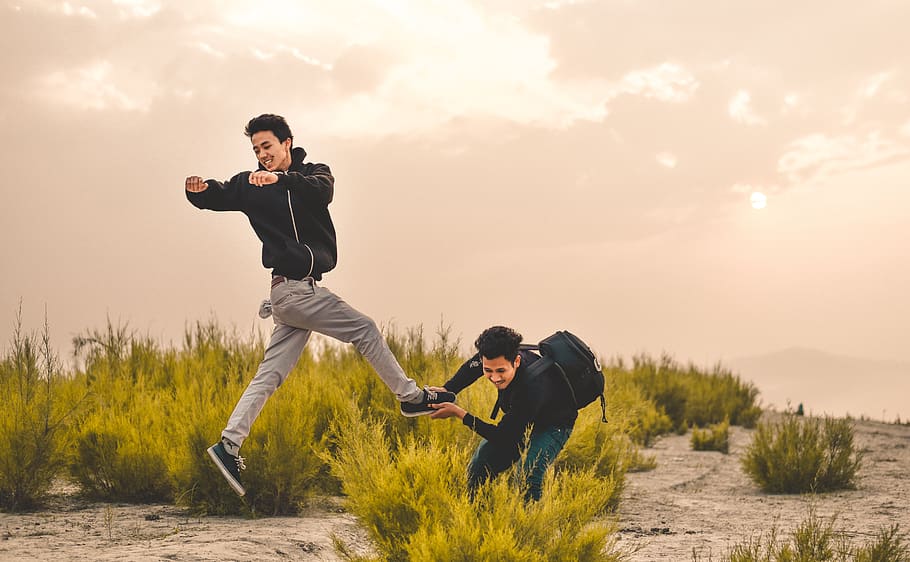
[222,277,421,448]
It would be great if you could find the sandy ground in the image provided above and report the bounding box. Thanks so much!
[617,417,910,560]
[1,417,907,561]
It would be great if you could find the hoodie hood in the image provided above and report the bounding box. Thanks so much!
[257,146,307,171]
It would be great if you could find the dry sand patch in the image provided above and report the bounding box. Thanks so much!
[617,417,910,560]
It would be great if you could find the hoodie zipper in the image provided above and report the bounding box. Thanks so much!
[287,189,315,279]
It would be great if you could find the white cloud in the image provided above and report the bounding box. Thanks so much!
[251,46,332,70]
[618,63,699,103]
[112,0,159,18]
[307,4,618,134]
[196,42,225,59]
[61,2,96,18]
[542,0,590,9]
[11,2,703,135]
[728,90,766,126]
[778,131,910,184]
[781,92,803,116]
[861,71,893,98]
[23,0,156,19]
[39,61,154,112]
[842,70,902,124]
[656,152,677,168]
[251,48,274,61]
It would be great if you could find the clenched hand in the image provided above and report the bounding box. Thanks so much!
[185,176,209,193]
[249,171,280,187]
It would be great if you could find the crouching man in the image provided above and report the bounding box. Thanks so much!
[430,326,576,501]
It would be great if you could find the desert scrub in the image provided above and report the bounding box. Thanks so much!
[691,419,730,454]
[601,370,673,447]
[328,407,626,562]
[557,398,659,508]
[741,414,863,493]
[68,396,173,502]
[0,308,82,510]
[715,510,910,562]
[614,354,761,432]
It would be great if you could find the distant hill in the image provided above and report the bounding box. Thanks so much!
[727,347,909,422]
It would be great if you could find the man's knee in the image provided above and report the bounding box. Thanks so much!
[248,368,286,391]
[356,315,379,337]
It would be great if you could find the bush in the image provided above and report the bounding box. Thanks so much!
[327,406,625,562]
[600,370,673,447]
[68,402,172,502]
[0,309,671,525]
[854,525,910,562]
[0,309,81,511]
[691,419,730,454]
[614,354,761,433]
[741,415,863,494]
[721,510,909,562]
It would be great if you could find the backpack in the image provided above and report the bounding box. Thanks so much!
[492,330,607,423]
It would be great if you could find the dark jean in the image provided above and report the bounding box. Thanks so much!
[467,424,573,501]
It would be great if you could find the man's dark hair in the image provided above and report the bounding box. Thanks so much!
[244,114,293,144]
[475,326,523,363]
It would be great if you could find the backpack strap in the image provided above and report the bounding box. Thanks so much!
[490,351,549,420]
[491,347,540,419]
[490,397,501,420]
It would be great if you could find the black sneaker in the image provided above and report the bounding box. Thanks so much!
[206,441,246,496]
[400,387,457,417]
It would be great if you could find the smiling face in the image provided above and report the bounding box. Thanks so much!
[251,130,292,172]
[482,354,521,390]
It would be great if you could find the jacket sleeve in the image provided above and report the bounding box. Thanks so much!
[462,388,538,446]
[186,173,248,212]
[443,353,483,394]
[280,163,334,204]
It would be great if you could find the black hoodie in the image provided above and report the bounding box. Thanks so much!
[186,146,337,280]
[443,350,578,450]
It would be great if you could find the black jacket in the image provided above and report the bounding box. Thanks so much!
[444,350,578,450]
[186,147,337,280]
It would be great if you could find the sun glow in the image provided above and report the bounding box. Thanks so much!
[750,191,767,210]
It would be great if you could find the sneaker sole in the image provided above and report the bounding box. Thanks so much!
[206,445,246,496]
[400,408,435,417]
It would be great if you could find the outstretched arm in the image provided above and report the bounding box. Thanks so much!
[185,173,246,211]
[441,353,484,394]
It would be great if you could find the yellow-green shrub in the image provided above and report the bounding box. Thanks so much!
[617,354,761,432]
[68,396,172,502]
[721,510,909,562]
[0,312,80,511]
[327,406,625,562]
[741,415,863,494]
[691,419,730,454]
[601,370,673,447]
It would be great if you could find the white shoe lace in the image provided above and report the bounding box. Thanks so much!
[235,456,246,471]
[423,386,438,402]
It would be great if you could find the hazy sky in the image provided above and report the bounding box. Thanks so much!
[1,0,908,371]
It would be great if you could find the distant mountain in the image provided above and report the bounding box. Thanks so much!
[727,347,909,422]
